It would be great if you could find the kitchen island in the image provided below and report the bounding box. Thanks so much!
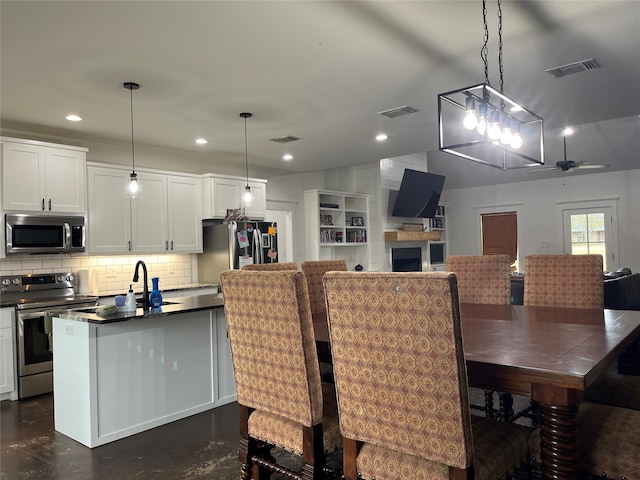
[53,294,235,448]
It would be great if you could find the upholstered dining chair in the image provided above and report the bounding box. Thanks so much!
[241,261,298,271]
[220,269,342,480]
[523,254,604,309]
[528,401,640,479]
[584,364,640,411]
[323,271,531,480]
[301,259,347,383]
[446,254,512,305]
[301,260,347,315]
[446,255,517,422]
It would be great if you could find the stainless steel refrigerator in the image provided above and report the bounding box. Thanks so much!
[197,220,279,285]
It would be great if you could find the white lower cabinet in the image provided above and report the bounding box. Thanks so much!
[53,308,235,447]
[0,308,17,400]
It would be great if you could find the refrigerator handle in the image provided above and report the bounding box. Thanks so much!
[230,221,238,270]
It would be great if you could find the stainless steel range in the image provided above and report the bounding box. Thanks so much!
[1,272,99,399]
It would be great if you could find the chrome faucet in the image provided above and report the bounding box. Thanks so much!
[132,260,150,311]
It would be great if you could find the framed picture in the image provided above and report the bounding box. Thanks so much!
[261,233,271,248]
[351,216,364,226]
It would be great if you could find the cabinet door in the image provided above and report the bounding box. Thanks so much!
[44,147,86,213]
[244,181,267,220]
[87,166,132,253]
[0,309,15,396]
[211,178,241,218]
[131,172,168,253]
[168,176,202,252]
[2,142,46,211]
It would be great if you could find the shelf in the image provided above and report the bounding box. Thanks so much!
[384,231,441,242]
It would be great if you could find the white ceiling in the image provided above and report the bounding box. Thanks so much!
[1,1,638,189]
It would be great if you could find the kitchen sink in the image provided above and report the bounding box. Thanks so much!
[72,301,179,314]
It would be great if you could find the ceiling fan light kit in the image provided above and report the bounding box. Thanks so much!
[437,0,544,170]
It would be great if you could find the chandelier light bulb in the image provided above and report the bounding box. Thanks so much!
[510,132,523,150]
[500,116,512,145]
[463,97,478,130]
[487,110,502,141]
[476,102,488,135]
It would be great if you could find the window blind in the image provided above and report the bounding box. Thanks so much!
[481,212,518,262]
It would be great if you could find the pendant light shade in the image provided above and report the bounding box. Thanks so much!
[437,0,544,170]
[124,82,140,198]
[240,112,253,208]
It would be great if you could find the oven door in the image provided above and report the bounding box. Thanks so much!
[17,310,54,377]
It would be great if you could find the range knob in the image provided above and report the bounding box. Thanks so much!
[12,278,21,286]
[66,273,75,283]
[1,279,10,287]
[57,275,66,282]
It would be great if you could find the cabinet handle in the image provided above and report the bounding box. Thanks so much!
[170,240,174,250]
[48,199,52,211]
[128,241,131,251]
[165,241,169,251]
[42,198,45,211]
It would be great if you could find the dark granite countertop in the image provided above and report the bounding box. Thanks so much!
[57,293,225,325]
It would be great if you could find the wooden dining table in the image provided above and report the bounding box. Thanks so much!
[313,303,640,480]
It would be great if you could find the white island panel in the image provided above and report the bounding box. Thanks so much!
[54,308,235,448]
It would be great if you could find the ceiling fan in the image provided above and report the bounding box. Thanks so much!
[529,131,609,173]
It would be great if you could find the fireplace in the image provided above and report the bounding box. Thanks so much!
[392,247,422,272]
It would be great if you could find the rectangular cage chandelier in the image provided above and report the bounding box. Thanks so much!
[438,83,544,170]
[437,0,544,171]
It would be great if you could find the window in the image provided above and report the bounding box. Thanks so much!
[560,201,618,271]
[481,211,518,270]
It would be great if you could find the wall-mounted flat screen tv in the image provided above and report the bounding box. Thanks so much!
[392,169,446,218]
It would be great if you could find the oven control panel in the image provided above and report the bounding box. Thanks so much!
[1,272,77,295]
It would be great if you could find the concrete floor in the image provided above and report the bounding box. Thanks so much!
[0,394,344,480]
[1,394,241,480]
[1,391,531,480]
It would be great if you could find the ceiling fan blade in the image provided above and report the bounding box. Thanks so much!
[575,162,609,170]
[527,166,560,173]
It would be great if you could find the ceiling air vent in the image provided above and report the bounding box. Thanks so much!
[545,58,601,78]
[270,135,301,144]
[378,105,420,119]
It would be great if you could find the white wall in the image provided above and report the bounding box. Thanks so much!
[441,168,640,272]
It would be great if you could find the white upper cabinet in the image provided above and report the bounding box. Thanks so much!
[2,139,87,213]
[168,175,202,252]
[87,166,132,253]
[87,164,202,254]
[201,174,267,220]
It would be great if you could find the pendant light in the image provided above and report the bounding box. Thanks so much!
[124,82,140,198]
[240,112,253,208]
[437,0,544,170]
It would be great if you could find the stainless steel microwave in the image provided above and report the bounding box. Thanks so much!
[5,214,86,254]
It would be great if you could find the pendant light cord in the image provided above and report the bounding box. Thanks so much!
[129,86,136,175]
[244,115,249,187]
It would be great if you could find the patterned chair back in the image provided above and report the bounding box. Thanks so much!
[220,269,323,427]
[446,255,512,305]
[241,261,298,271]
[323,271,474,470]
[524,254,603,309]
[301,259,348,314]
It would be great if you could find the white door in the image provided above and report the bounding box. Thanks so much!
[266,209,293,263]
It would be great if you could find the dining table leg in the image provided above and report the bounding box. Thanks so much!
[531,384,581,480]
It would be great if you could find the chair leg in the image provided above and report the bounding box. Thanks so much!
[484,390,496,419]
[499,392,514,422]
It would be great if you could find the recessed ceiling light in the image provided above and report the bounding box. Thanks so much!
[282,154,293,161]
[563,127,574,136]
[195,138,208,145]
[376,133,388,142]
[66,114,82,122]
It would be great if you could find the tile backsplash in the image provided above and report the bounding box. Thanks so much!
[0,253,195,296]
